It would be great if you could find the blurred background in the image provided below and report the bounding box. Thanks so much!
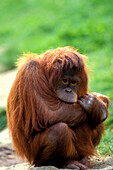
[0,0,113,156]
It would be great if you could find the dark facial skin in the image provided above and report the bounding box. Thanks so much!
[56,69,80,103]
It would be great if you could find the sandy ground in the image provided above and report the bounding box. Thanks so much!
[0,69,17,108]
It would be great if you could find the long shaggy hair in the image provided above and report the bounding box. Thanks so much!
[7,47,107,168]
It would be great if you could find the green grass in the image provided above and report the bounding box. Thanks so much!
[0,108,7,131]
[0,0,113,155]
[98,128,113,155]
[0,0,113,70]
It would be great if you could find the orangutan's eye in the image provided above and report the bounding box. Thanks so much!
[62,79,69,85]
[71,81,78,86]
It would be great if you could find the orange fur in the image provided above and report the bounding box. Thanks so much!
[7,47,109,168]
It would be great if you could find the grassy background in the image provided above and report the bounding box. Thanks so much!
[0,0,113,155]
